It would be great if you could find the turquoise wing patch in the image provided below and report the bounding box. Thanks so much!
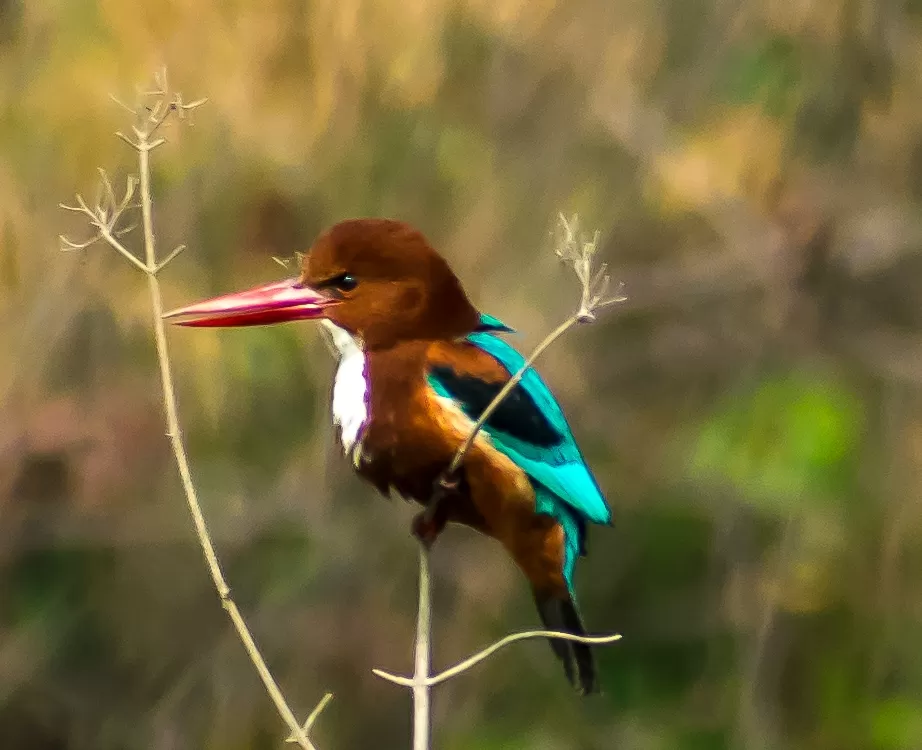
[428,326,611,529]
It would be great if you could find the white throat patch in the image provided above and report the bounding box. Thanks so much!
[321,320,368,455]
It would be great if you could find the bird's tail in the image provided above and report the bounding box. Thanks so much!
[532,590,598,695]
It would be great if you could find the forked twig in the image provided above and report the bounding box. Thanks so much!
[58,71,326,750]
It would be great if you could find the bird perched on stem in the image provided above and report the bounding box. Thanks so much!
[166,218,613,694]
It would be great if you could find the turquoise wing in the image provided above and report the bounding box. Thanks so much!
[427,324,612,528]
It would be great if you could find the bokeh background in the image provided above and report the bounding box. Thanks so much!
[2,1,922,748]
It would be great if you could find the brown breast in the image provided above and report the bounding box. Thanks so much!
[352,341,486,529]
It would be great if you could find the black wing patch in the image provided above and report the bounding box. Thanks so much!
[429,365,563,447]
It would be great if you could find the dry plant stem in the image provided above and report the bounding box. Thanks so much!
[286,693,334,744]
[135,128,322,750]
[412,546,432,750]
[61,81,328,750]
[374,630,621,688]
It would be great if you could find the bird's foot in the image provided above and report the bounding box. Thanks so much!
[411,510,444,549]
[413,473,457,548]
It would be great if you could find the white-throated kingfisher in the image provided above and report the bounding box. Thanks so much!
[165,219,612,694]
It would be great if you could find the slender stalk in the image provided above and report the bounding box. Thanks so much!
[412,545,432,750]
[61,81,329,750]
[132,125,322,750]
[374,630,620,687]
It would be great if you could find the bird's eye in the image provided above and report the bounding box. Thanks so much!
[329,273,358,292]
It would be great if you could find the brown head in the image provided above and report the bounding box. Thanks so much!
[165,218,480,349]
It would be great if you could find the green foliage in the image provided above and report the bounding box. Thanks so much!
[690,371,864,511]
[872,698,922,750]
[4,549,110,626]
[721,36,802,118]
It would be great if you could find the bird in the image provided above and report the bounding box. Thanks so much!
[165,218,612,694]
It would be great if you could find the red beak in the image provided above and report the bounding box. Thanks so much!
[163,278,336,327]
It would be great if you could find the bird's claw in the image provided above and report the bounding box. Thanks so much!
[413,472,458,547]
[411,510,443,548]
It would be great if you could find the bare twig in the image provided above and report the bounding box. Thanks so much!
[59,71,329,750]
[59,193,148,273]
[109,92,137,115]
[154,244,187,274]
[286,693,334,744]
[58,234,100,251]
[115,131,139,150]
[374,629,621,688]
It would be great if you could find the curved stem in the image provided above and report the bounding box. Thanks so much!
[136,117,325,750]
[427,630,620,687]
[374,630,620,688]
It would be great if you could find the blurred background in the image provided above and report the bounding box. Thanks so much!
[2,1,922,748]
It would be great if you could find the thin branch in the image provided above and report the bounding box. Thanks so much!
[109,92,137,115]
[115,131,140,150]
[374,630,621,687]
[116,175,138,217]
[153,65,167,95]
[59,234,100,252]
[146,72,178,138]
[95,224,150,274]
[98,168,117,210]
[286,693,334,744]
[153,243,187,274]
[148,99,166,126]
[181,96,209,111]
[75,193,94,217]
[59,71,329,750]
[135,113,324,750]
[428,629,620,687]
